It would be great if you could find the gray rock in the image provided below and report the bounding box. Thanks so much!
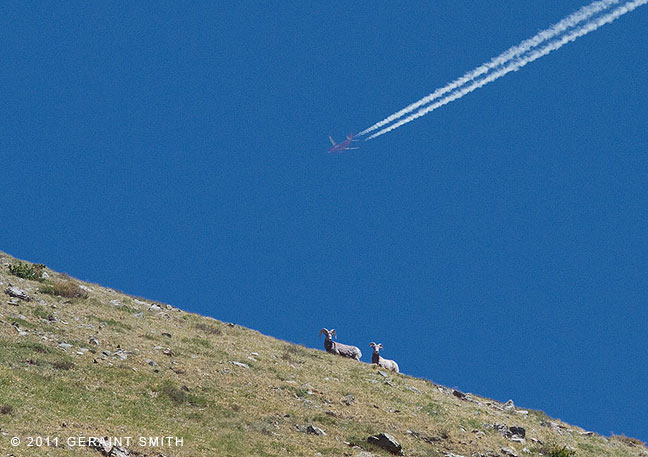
[148,304,161,311]
[377,370,389,377]
[453,389,467,400]
[406,385,422,394]
[58,343,73,350]
[494,423,526,441]
[503,399,515,410]
[342,394,355,405]
[509,426,526,439]
[367,433,403,455]
[230,361,250,369]
[306,425,326,436]
[355,452,376,457]
[109,445,130,457]
[89,437,112,455]
[407,429,445,444]
[8,297,20,306]
[501,447,518,457]
[145,359,157,367]
[89,336,100,346]
[5,286,30,301]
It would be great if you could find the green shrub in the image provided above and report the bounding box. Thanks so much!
[39,281,88,299]
[51,360,75,371]
[8,262,46,281]
[194,322,222,335]
[156,381,207,407]
[544,445,576,457]
[33,307,55,321]
[0,405,13,415]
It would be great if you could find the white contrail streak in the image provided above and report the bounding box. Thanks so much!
[358,0,621,137]
[365,0,647,140]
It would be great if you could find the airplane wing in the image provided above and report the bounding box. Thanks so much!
[328,136,336,146]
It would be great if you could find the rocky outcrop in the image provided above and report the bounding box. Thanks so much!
[367,433,403,455]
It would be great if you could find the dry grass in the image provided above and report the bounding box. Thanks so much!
[39,280,89,299]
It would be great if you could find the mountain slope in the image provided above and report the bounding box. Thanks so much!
[0,251,646,457]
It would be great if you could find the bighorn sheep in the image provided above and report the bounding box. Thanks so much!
[319,328,362,360]
[369,342,399,373]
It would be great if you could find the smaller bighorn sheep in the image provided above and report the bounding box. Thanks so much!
[319,328,362,360]
[369,342,399,373]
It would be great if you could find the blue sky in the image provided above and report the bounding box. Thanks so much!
[2,1,647,441]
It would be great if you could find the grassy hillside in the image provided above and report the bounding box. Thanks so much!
[0,251,646,457]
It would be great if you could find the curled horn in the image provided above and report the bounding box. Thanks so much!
[319,328,329,338]
[369,342,376,348]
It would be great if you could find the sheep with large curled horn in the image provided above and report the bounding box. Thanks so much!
[319,328,362,361]
[369,342,399,373]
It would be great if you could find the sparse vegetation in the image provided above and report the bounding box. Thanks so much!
[611,434,647,448]
[8,261,46,281]
[51,360,75,371]
[544,444,577,457]
[0,250,644,457]
[194,322,222,335]
[32,307,55,321]
[156,381,207,407]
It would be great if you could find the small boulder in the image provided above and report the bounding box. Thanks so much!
[367,433,403,455]
[453,389,467,400]
[5,286,30,301]
[509,426,526,439]
[109,445,130,457]
[406,385,422,394]
[306,425,326,436]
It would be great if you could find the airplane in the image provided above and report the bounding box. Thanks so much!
[328,133,359,153]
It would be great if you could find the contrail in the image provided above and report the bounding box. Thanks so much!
[365,0,646,140]
[358,0,622,137]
